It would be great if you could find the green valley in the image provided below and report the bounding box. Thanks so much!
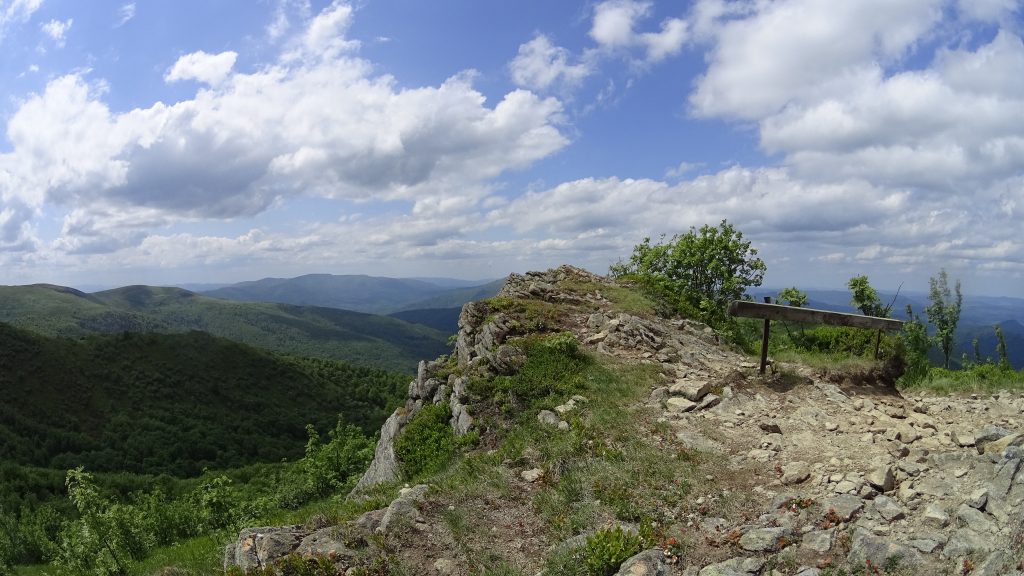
[0,284,449,373]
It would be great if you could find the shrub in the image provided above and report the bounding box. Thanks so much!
[394,404,458,479]
[582,525,642,576]
[610,220,765,326]
[472,334,589,412]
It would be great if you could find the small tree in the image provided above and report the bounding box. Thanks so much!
[776,287,808,307]
[848,275,887,317]
[925,269,962,370]
[899,305,931,385]
[995,325,1011,370]
[610,220,766,325]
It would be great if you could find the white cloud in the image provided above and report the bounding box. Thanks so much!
[589,0,688,63]
[0,1,568,256]
[115,3,135,27]
[509,34,591,91]
[40,17,70,47]
[0,0,42,43]
[165,50,238,85]
[957,0,1020,22]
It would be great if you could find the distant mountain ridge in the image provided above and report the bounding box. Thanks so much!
[0,283,448,373]
[201,274,504,315]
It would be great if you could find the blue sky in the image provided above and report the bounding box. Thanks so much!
[0,0,1022,296]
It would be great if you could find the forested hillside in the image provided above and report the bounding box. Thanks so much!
[0,323,407,478]
[0,284,448,372]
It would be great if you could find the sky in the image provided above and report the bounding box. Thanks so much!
[0,0,1022,296]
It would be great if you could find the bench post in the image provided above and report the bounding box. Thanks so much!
[759,296,771,374]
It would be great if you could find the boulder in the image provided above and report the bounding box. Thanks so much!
[613,549,669,576]
[224,525,305,572]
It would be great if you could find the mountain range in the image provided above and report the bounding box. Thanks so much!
[0,284,448,373]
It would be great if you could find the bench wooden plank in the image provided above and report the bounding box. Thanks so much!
[728,301,904,331]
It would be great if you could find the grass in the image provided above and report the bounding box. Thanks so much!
[558,280,658,318]
[901,364,1024,394]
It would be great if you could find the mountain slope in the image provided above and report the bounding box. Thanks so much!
[0,284,448,372]
[0,323,407,477]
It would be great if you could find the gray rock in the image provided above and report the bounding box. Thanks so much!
[739,527,791,552]
[824,494,863,522]
[669,380,711,402]
[675,430,724,453]
[450,397,473,435]
[906,538,941,553]
[865,465,895,492]
[873,495,905,522]
[696,394,722,410]
[521,468,544,482]
[956,504,997,533]
[434,558,457,575]
[295,526,353,560]
[666,397,698,413]
[966,487,989,509]
[758,422,783,434]
[698,557,764,576]
[846,528,922,568]
[648,387,669,405]
[975,550,1010,576]
[538,410,561,427]
[941,528,993,559]
[781,461,811,485]
[800,529,833,554]
[975,425,1012,453]
[224,525,305,572]
[922,503,950,527]
[988,456,1022,499]
[377,484,428,535]
[982,432,1024,455]
[354,409,406,489]
[614,549,669,576]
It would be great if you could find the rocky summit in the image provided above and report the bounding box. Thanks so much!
[224,266,1024,575]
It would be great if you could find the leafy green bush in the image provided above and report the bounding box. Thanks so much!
[56,468,154,576]
[394,404,458,479]
[277,419,375,508]
[609,220,765,326]
[582,526,642,576]
[471,334,589,412]
[790,326,878,356]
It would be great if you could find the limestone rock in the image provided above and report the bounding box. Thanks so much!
[521,468,544,482]
[698,557,764,576]
[800,529,833,554]
[872,495,905,522]
[538,410,561,427]
[975,425,1012,453]
[669,380,711,402]
[666,397,698,413]
[846,528,921,568]
[377,484,428,535]
[739,527,791,552]
[354,410,406,490]
[780,461,810,485]
[224,525,305,572]
[295,526,353,560]
[922,503,950,528]
[941,528,993,559]
[823,494,863,522]
[613,549,669,576]
[865,465,894,492]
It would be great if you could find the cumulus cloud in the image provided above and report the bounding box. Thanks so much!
[0,0,42,42]
[509,34,591,91]
[165,50,238,85]
[0,1,568,256]
[40,17,71,47]
[589,0,688,62]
